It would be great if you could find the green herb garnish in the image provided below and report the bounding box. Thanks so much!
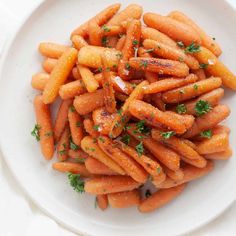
[132,39,139,45]
[193,84,199,90]
[68,173,84,193]
[93,125,100,131]
[135,142,144,156]
[45,131,53,137]
[176,104,187,114]
[199,63,209,69]
[31,124,41,141]
[76,121,81,127]
[161,131,175,139]
[69,106,75,112]
[195,100,212,116]
[185,42,201,54]
[102,25,110,32]
[136,120,150,135]
[70,139,79,151]
[125,63,131,71]
[200,130,212,139]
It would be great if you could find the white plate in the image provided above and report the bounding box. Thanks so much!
[0,0,236,235]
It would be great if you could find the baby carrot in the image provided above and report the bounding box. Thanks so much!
[129,57,189,77]
[42,58,57,73]
[73,89,104,115]
[138,184,186,213]
[108,190,140,208]
[72,67,81,80]
[205,147,232,160]
[57,126,70,161]
[88,19,103,46]
[31,73,49,90]
[143,13,201,45]
[96,195,108,211]
[33,95,54,159]
[71,35,88,50]
[162,77,222,103]
[43,48,78,104]
[81,136,125,175]
[52,162,91,177]
[68,149,88,161]
[143,39,199,70]
[83,118,99,138]
[54,99,73,142]
[115,35,126,50]
[162,166,184,182]
[85,176,141,194]
[38,42,69,58]
[98,136,148,183]
[192,68,206,81]
[168,11,222,56]
[194,46,236,90]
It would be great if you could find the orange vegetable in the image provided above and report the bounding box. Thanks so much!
[129,57,189,77]
[115,35,126,50]
[98,136,148,183]
[85,176,141,194]
[72,67,81,80]
[138,184,186,213]
[181,155,207,168]
[83,118,99,138]
[57,126,70,161]
[74,89,104,115]
[31,73,49,90]
[192,68,206,81]
[108,190,140,208]
[88,19,103,46]
[38,42,69,58]
[71,35,88,50]
[54,99,73,142]
[33,95,54,160]
[143,13,201,45]
[42,58,57,73]
[205,147,232,160]
[81,136,125,175]
[43,48,78,104]
[68,149,88,161]
[162,166,184,182]
[96,195,108,211]
[162,77,222,103]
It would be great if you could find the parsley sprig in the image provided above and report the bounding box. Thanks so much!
[161,131,175,139]
[176,104,187,114]
[135,142,144,156]
[185,42,201,54]
[195,100,212,116]
[200,130,212,139]
[31,124,41,141]
[68,173,84,193]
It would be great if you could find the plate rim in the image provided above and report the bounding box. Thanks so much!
[0,0,236,235]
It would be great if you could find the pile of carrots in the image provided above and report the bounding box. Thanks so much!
[31,3,235,213]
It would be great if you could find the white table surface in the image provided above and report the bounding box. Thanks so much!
[0,0,236,235]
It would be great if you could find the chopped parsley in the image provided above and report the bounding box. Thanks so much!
[121,134,130,145]
[195,100,212,116]
[178,56,184,62]
[185,42,201,54]
[68,173,84,193]
[97,67,103,73]
[102,37,108,47]
[140,61,148,69]
[193,84,199,90]
[200,130,212,139]
[45,131,53,137]
[157,166,161,174]
[199,63,209,69]
[70,139,79,151]
[117,109,123,116]
[69,105,75,112]
[135,142,144,156]
[161,131,175,139]
[93,125,100,131]
[125,63,131,71]
[145,48,155,53]
[177,41,185,48]
[136,120,150,135]
[76,121,81,127]
[59,149,67,155]
[98,136,105,143]
[145,189,152,198]
[176,104,187,114]
[31,124,41,141]
[102,25,110,32]
[132,39,139,45]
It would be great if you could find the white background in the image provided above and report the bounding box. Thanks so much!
[0,0,236,235]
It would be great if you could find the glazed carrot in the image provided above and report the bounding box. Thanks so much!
[162,77,222,103]
[151,93,166,111]
[152,129,203,161]
[194,47,236,89]
[162,166,184,182]
[92,107,114,135]
[108,190,140,208]
[205,147,232,160]
[98,136,148,183]
[96,195,108,210]
[179,88,224,116]
[115,35,126,50]
[127,124,180,171]
[118,19,141,80]
[39,42,69,58]
[183,105,230,138]
[143,13,201,45]
[128,100,187,134]
[52,162,91,177]
[129,57,189,77]
[68,107,83,145]
[115,92,128,102]
[71,35,88,50]
[72,67,81,80]
[42,58,57,73]
[168,11,222,56]
[157,161,214,189]
[54,99,73,142]
[77,65,99,93]
[105,36,118,48]
[102,25,124,36]
[85,157,117,175]
[181,155,207,168]
[73,89,104,115]
[212,125,230,135]
[196,133,229,154]
[138,46,152,58]
[88,19,103,46]
[71,3,121,37]
[31,73,49,90]
[145,72,159,83]
[81,136,125,175]
[57,126,70,161]
[101,51,117,113]
[78,45,120,69]
[68,149,88,161]
[192,68,206,81]
[33,95,54,159]
[111,75,134,95]
[85,176,141,194]
[141,27,178,48]
[182,139,197,150]
[143,74,198,94]
[109,81,148,138]
[143,39,199,70]
[83,118,99,138]
[118,142,165,179]
[43,48,78,104]
[59,80,86,100]
[107,4,142,26]
[138,184,186,213]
